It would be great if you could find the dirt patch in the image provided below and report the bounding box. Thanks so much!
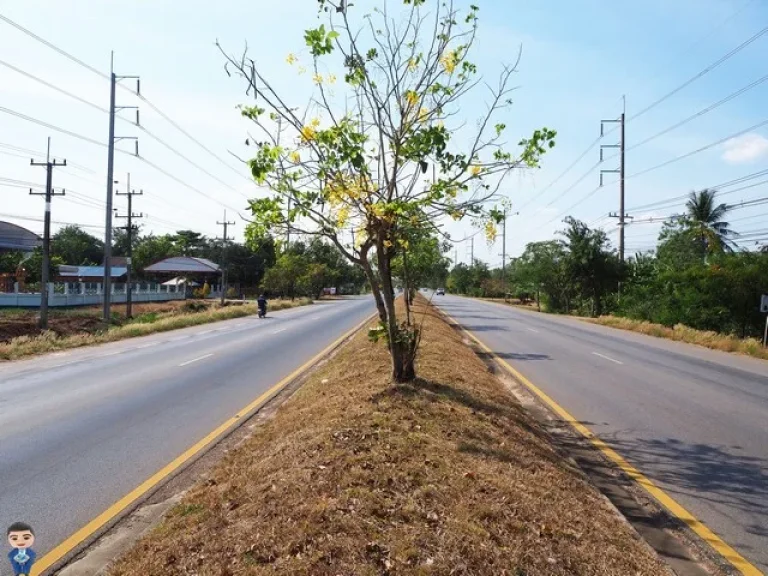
[107,297,669,576]
[0,313,103,343]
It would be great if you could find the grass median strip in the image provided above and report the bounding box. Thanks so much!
[0,299,312,362]
[106,298,668,576]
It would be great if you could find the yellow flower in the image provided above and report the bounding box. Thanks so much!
[336,205,350,227]
[286,53,297,65]
[440,51,459,74]
[404,90,419,108]
[471,165,482,176]
[289,151,301,163]
[310,117,321,128]
[407,58,419,72]
[383,239,393,249]
[300,126,316,142]
[485,221,497,242]
[328,74,337,84]
[313,73,324,85]
[418,107,430,122]
[450,210,462,221]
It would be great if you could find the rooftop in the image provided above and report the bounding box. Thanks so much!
[0,221,42,252]
[144,256,221,274]
[58,265,128,278]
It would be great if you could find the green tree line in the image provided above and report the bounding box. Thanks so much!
[447,189,768,339]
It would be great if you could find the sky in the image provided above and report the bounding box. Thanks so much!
[1,0,767,267]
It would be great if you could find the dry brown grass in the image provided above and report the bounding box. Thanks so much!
[0,298,311,361]
[587,315,768,360]
[108,298,667,576]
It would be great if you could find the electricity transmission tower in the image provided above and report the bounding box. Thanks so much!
[600,99,630,262]
[103,52,140,324]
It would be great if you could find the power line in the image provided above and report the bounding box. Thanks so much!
[628,24,768,122]
[517,135,604,213]
[0,58,250,201]
[0,212,104,230]
[0,13,110,80]
[0,58,110,113]
[0,105,244,213]
[135,94,253,186]
[626,169,768,215]
[0,141,95,172]
[627,71,768,152]
[0,106,105,147]
[517,5,759,221]
[626,118,768,181]
[0,14,254,188]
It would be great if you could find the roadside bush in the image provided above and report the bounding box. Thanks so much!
[183,301,209,313]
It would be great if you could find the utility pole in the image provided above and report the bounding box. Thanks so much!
[501,210,507,296]
[115,173,143,319]
[30,137,66,330]
[470,236,474,264]
[499,210,518,297]
[217,210,235,305]
[102,52,140,324]
[600,98,629,262]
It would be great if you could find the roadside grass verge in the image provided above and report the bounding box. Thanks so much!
[473,296,768,362]
[107,297,667,576]
[586,315,767,359]
[0,298,311,361]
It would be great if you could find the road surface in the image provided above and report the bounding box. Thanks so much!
[0,297,374,573]
[434,295,768,573]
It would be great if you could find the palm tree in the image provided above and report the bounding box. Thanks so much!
[684,188,737,255]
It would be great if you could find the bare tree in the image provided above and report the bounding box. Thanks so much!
[219,0,556,382]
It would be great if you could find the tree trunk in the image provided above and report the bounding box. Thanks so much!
[360,252,387,325]
[376,239,415,383]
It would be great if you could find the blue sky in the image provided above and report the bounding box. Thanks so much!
[1,0,766,265]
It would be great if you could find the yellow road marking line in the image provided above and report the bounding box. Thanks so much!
[32,312,377,576]
[442,309,763,576]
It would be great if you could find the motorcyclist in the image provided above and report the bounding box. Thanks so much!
[257,293,268,317]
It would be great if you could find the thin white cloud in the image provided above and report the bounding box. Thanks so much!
[722,133,768,164]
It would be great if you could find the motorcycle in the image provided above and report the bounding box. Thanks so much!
[258,302,267,318]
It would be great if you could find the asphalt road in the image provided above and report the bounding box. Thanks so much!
[433,295,768,573]
[0,297,374,573]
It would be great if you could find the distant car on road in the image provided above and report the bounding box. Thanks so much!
[436,288,445,295]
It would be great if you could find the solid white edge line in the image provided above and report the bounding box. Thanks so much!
[178,353,214,367]
[592,351,624,365]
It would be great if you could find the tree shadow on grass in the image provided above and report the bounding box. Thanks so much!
[370,378,578,471]
[371,377,505,417]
